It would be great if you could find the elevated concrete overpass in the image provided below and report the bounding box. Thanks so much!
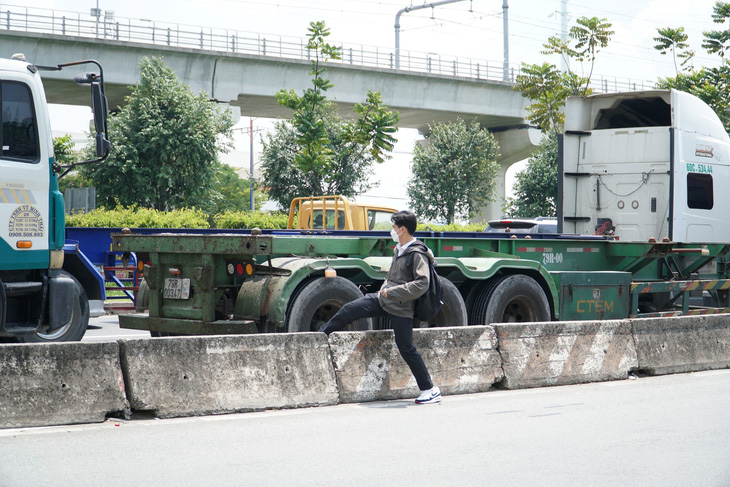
[0,30,539,219]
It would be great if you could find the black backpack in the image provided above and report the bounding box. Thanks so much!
[407,250,444,322]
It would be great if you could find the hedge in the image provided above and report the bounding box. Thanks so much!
[66,206,486,232]
[66,207,289,229]
[214,211,290,229]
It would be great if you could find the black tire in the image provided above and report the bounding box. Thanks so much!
[471,274,551,325]
[286,277,374,333]
[19,271,89,343]
[416,278,468,328]
[136,278,150,313]
[135,279,168,337]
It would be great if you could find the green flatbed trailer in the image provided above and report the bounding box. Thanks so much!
[113,231,730,336]
[115,88,730,336]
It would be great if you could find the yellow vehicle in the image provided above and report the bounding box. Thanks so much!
[287,196,397,231]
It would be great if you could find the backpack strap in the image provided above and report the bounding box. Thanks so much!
[406,249,430,281]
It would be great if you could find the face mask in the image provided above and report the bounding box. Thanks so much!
[390,228,400,242]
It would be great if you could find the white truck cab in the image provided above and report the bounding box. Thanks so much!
[0,55,110,342]
[560,89,730,243]
[0,58,57,270]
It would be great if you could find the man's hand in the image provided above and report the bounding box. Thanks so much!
[380,289,388,298]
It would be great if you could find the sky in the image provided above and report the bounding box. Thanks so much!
[12,0,728,212]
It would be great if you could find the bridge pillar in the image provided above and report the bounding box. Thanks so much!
[474,126,542,222]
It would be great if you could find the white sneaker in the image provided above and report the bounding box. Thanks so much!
[415,386,441,404]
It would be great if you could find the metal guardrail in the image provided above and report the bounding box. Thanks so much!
[0,4,654,93]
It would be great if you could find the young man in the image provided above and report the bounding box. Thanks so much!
[319,210,441,405]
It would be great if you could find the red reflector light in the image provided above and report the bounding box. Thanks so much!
[237,263,244,275]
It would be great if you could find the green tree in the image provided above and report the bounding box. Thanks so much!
[514,63,573,132]
[81,56,234,210]
[53,134,76,166]
[503,132,558,218]
[208,163,267,215]
[654,27,691,74]
[275,21,341,176]
[703,2,730,57]
[569,16,614,89]
[53,135,91,194]
[262,21,399,208]
[407,119,500,224]
[261,107,383,208]
[517,16,612,133]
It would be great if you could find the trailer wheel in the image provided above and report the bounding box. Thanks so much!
[417,278,468,328]
[136,278,150,313]
[471,274,550,325]
[20,271,89,343]
[286,277,374,333]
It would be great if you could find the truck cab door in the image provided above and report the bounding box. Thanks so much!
[0,75,51,270]
[670,90,730,243]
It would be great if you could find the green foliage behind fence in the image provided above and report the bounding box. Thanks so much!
[417,222,488,233]
[213,211,290,229]
[67,206,484,232]
[66,207,211,229]
[66,206,289,230]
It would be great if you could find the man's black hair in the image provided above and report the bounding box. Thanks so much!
[391,210,417,235]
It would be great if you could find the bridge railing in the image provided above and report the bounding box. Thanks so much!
[0,4,654,93]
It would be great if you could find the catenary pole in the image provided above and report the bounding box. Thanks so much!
[394,0,469,69]
[502,0,509,81]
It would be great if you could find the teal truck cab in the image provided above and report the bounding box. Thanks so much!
[0,54,110,342]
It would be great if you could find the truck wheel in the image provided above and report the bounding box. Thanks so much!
[20,271,89,343]
[417,278,468,328]
[136,278,150,313]
[286,277,374,333]
[471,274,550,325]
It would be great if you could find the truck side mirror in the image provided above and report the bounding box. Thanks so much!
[73,71,110,157]
[91,83,110,157]
[91,82,107,134]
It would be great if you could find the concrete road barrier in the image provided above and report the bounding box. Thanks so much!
[120,333,338,418]
[0,342,128,429]
[632,314,730,375]
[5,313,730,429]
[328,326,503,403]
[495,320,638,389]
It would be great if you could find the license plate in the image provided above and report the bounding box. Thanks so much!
[163,278,190,299]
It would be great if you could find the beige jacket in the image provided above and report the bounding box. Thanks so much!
[377,240,435,318]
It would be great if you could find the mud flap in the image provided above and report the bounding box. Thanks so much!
[48,274,75,332]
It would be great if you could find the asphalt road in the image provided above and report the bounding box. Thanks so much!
[1,369,729,487]
[82,313,150,342]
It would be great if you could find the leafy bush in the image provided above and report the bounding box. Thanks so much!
[66,206,210,228]
[66,205,485,232]
[416,222,488,233]
[214,211,290,229]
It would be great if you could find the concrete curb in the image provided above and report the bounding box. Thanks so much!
[120,333,339,418]
[3,313,730,428]
[632,314,730,375]
[495,320,638,389]
[0,342,127,429]
[328,326,503,403]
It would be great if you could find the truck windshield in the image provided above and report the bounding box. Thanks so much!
[311,210,345,229]
[1,82,39,163]
[367,210,394,230]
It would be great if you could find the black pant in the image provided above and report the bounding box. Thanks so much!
[321,293,433,391]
